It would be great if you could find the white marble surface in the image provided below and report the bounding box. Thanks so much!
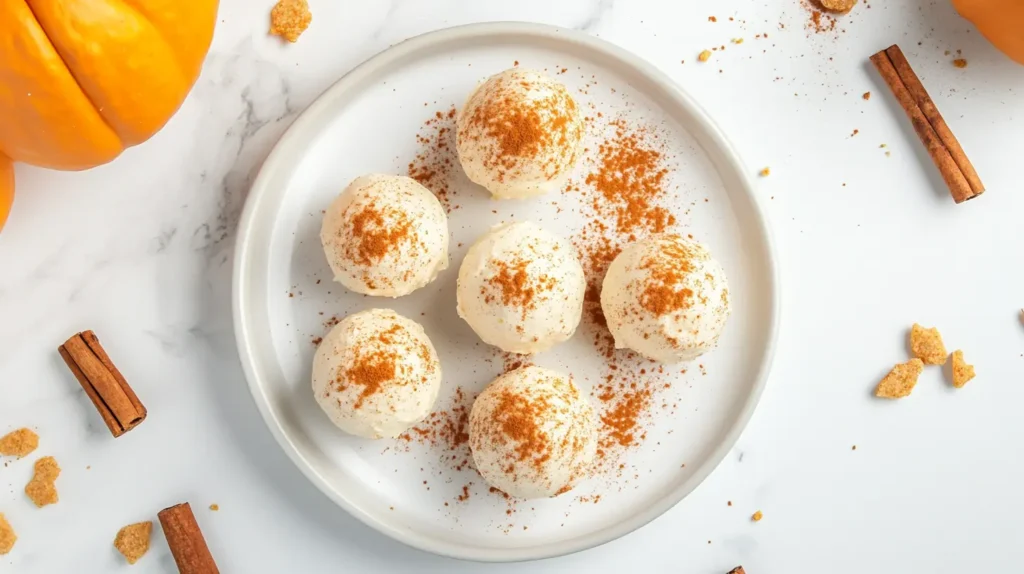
[2,0,1023,572]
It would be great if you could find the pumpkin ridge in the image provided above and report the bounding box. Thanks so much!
[20,0,123,143]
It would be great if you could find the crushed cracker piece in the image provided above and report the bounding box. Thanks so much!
[0,428,38,458]
[698,50,712,62]
[209,504,220,511]
[732,38,744,44]
[114,522,152,565]
[820,0,857,13]
[0,513,15,555]
[270,0,312,43]
[759,167,770,177]
[751,510,763,522]
[862,91,871,100]
[911,324,948,365]
[728,568,746,574]
[951,350,975,388]
[25,456,60,507]
[953,58,968,68]
[875,359,924,399]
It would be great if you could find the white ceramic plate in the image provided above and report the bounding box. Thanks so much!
[233,22,779,562]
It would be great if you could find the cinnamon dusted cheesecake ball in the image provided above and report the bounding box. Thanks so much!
[601,234,731,363]
[457,221,585,354]
[456,68,585,199]
[312,309,442,439]
[469,366,597,499]
[321,174,449,297]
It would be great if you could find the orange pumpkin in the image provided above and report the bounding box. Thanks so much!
[0,0,219,172]
[953,0,1024,64]
[0,155,13,232]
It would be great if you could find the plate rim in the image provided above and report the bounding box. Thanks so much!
[232,21,781,563]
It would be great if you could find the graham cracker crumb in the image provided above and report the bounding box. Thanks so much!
[951,350,975,388]
[0,513,15,555]
[698,50,712,62]
[209,504,220,511]
[114,522,152,565]
[25,456,60,507]
[0,428,38,458]
[732,38,744,44]
[875,359,924,399]
[862,91,871,100]
[728,568,746,574]
[819,0,857,13]
[759,167,770,177]
[911,324,948,365]
[270,0,311,43]
[953,58,968,68]
[751,510,763,522]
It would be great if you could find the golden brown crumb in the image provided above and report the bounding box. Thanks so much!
[875,359,924,399]
[862,91,871,100]
[270,0,311,43]
[0,513,15,555]
[698,50,712,62]
[751,510,763,522]
[759,167,770,177]
[819,0,857,13]
[0,428,38,458]
[911,324,948,365]
[728,568,746,574]
[953,59,968,68]
[114,522,152,565]
[951,350,975,388]
[732,38,744,44]
[25,456,60,507]
[209,504,220,511]
[708,16,717,22]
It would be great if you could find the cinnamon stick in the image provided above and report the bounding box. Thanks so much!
[870,44,984,203]
[58,331,146,437]
[159,503,220,574]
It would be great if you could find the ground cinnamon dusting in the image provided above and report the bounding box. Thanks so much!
[346,203,414,266]
[568,117,680,474]
[486,259,554,315]
[465,76,580,182]
[492,389,554,472]
[408,107,461,212]
[399,386,473,472]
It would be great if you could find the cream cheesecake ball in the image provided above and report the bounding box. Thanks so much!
[601,235,731,363]
[469,366,597,499]
[312,309,442,439]
[457,221,585,354]
[321,174,449,297]
[456,68,585,199]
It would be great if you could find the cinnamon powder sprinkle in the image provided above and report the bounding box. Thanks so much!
[464,75,581,182]
[569,117,680,475]
[346,203,414,267]
[408,107,461,212]
[486,259,554,314]
[492,389,555,472]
